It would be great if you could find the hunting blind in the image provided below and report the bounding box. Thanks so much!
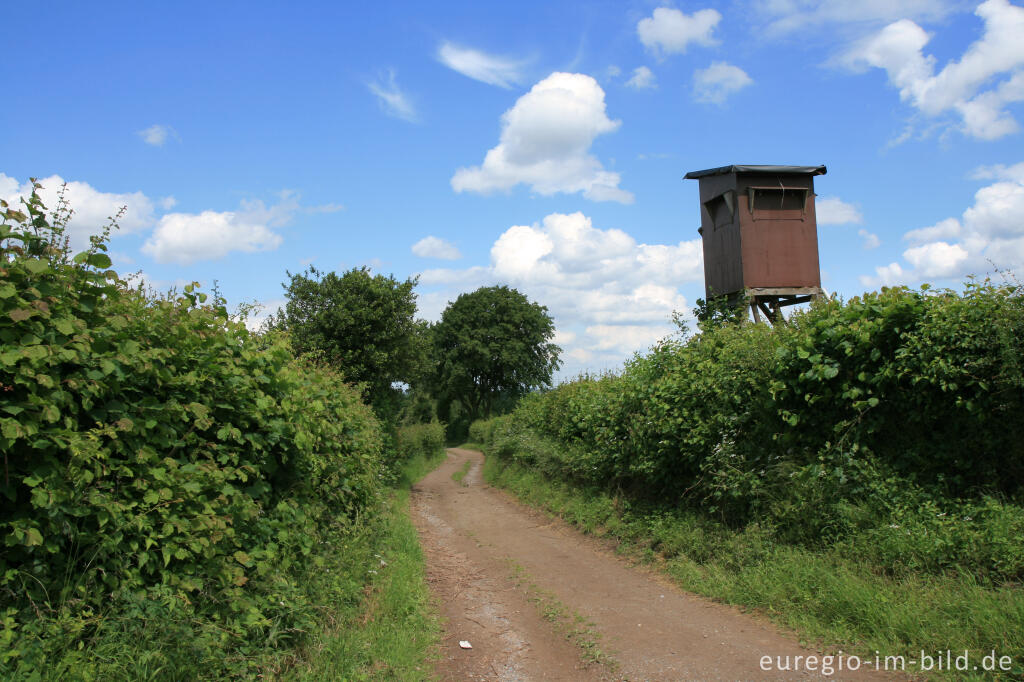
[685,164,828,323]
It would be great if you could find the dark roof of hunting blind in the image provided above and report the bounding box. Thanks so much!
[684,165,827,179]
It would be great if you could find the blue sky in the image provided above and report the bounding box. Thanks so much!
[3,0,1023,379]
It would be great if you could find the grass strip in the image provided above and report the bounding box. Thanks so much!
[505,559,618,672]
[480,450,1024,681]
[285,448,446,680]
[451,459,472,485]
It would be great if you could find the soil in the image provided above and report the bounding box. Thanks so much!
[410,448,891,681]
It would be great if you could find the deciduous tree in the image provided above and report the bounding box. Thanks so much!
[432,286,560,422]
[276,266,421,419]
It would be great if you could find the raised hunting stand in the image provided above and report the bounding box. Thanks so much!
[685,164,828,324]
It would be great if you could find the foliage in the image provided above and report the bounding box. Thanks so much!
[683,291,748,332]
[0,184,388,677]
[273,266,422,421]
[287,450,444,681]
[394,422,446,462]
[432,285,560,425]
[471,282,1024,583]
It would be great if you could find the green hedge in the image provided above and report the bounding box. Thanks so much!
[395,422,446,461]
[474,283,1024,583]
[1,187,386,676]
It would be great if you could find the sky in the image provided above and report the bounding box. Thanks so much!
[2,0,1023,380]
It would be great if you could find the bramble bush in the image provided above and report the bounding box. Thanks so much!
[476,283,1024,583]
[0,183,387,677]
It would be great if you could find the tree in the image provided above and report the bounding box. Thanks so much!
[432,286,560,423]
[275,266,421,419]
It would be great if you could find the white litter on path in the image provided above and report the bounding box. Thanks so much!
[459,640,473,649]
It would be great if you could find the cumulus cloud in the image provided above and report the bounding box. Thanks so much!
[637,7,721,56]
[859,229,881,249]
[137,124,176,146]
[412,235,461,260]
[142,196,297,265]
[451,72,633,203]
[367,69,417,122]
[816,196,864,224]
[437,42,525,88]
[841,0,1024,139]
[417,211,703,374]
[862,165,1024,286]
[0,173,156,251]
[626,66,657,89]
[754,0,956,37]
[693,62,753,103]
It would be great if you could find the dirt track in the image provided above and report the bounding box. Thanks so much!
[410,449,889,681]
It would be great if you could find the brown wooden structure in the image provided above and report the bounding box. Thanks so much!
[684,164,827,323]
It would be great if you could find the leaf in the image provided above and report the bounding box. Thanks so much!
[24,528,43,546]
[233,550,252,566]
[8,308,34,323]
[54,318,75,335]
[87,253,112,269]
[23,259,49,275]
[0,283,15,298]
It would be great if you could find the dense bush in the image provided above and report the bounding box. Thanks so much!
[395,422,446,461]
[475,283,1024,582]
[0,186,386,676]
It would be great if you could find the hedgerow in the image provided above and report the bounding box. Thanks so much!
[0,183,387,677]
[477,282,1024,583]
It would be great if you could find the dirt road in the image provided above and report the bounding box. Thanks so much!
[410,449,889,681]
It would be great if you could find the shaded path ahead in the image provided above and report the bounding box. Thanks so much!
[411,448,888,681]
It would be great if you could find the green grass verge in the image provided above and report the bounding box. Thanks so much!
[454,442,484,451]
[483,453,1024,680]
[283,447,446,680]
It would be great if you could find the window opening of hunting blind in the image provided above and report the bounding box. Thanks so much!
[747,186,809,221]
[703,190,735,230]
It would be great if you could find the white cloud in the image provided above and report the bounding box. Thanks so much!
[437,42,525,88]
[637,7,721,56]
[417,211,703,375]
[243,298,287,332]
[862,165,1024,286]
[137,124,176,147]
[754,0,957,37]
[905,216,962,243]
[971,160,1024,182]
[816,196,864,224]
[903,241,970,276]
[141,196,296,265]
[451,72,633,203]
[841,0,1024,139]
[159,196,177,210]
[859,229,881,249]
[626,66,657,89]
[861,261,909,288]
[693,62,753,103]
[368,69,417,122]
[0,173,155,251]
[306,202,345,214]
[412,236,462,260]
